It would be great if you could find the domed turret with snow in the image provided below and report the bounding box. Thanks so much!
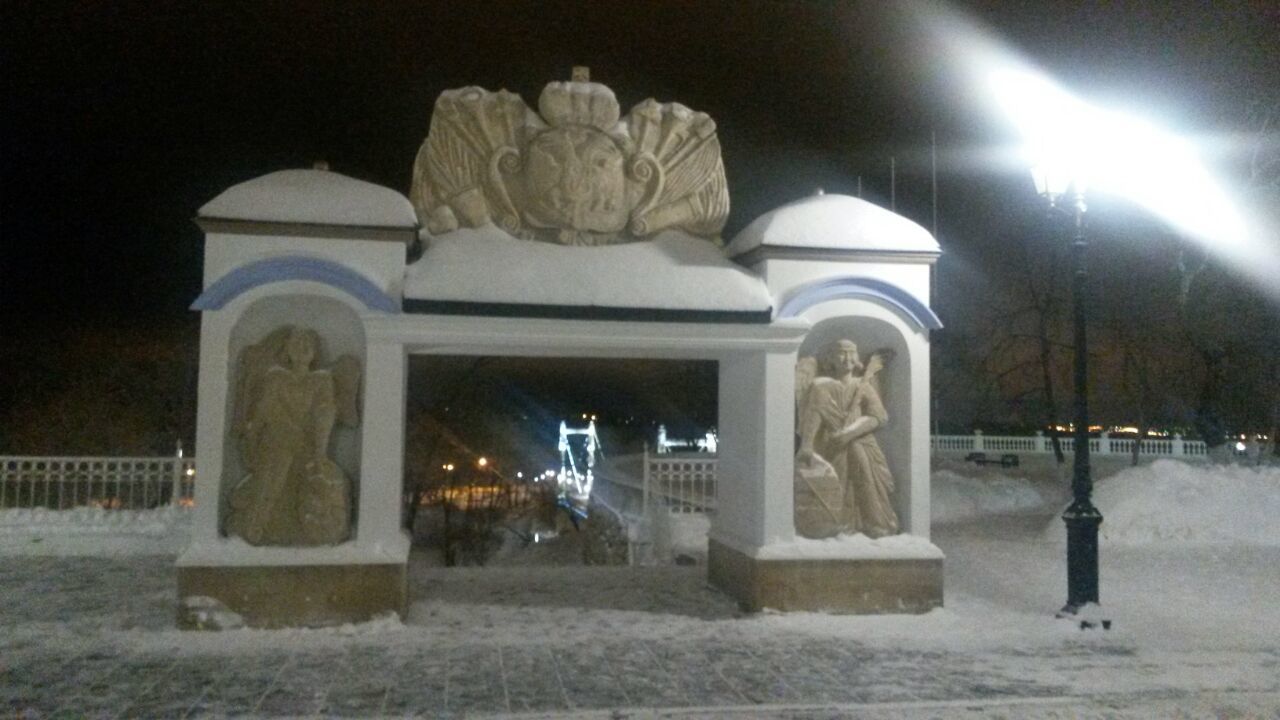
[704,190,944,615]
[727,191,941,329]
[199,168,418,232]
[728,191,940,259]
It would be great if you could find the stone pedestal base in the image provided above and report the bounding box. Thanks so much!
[177,563,407,629]
[707,538,943,614]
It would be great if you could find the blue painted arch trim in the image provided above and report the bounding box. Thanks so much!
[777,276,942,331]
[191,256,399,313]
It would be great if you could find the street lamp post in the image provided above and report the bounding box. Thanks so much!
[1032,167,1104,617]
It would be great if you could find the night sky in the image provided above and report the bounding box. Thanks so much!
[2,1,1277,440]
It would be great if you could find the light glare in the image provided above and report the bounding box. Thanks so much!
[986,63,1276,297]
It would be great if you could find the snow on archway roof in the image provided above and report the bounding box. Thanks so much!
[405,228,772,316]
[725,193,939,257]
[198,169,417,228]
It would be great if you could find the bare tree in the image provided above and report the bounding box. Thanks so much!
[1176,97,1280,461]
[977,227,1072,464]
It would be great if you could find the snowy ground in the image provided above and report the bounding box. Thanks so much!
[2,459,1278,718]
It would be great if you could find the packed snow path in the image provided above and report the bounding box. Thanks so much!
[3,516,1278,718]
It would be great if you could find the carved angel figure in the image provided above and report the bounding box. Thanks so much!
[795,339,899,539]
[410,74,729,245]
[226,326,361,546]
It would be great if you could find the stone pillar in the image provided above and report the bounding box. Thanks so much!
[1173,433,1185,457]
[357,339,407,549]
[190,312,233,546]
[973,429,985,452]
[1100,431,1111,455]
[907,329,932,539]
[1035,430,1046,453]
[710,349,797,549]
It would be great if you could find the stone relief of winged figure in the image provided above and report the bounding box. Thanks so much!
[226,326,361,547]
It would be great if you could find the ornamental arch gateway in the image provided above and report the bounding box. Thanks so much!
[178,75,943,628]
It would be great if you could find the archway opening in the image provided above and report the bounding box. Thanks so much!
[404,355,719,567]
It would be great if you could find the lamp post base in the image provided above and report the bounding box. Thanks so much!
[1055,600,1112,631]
[1063,500,1103,610]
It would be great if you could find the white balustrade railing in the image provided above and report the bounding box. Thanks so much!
[0,455,195,510]
[930,430,1214,459]
[0,431,1235,516]
[643,449,717,515]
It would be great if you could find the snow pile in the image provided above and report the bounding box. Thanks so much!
[753,532,943,560]
[405,228,773,312]
[0,505,192,556]
[180,595,246,631]
[931,468,1053,524]
[1044,459,1280,546]
[666,513,711,557]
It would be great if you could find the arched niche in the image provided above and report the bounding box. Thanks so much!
[798,313,913,531]
[220,293,367,535]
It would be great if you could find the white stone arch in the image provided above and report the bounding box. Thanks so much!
[794,295,932,538]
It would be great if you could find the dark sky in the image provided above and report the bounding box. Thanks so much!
[3,0,1276,327]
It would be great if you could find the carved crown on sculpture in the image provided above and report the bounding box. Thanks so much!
[411,68,730,246]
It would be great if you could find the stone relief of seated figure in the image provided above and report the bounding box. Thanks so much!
[794,339,899,540]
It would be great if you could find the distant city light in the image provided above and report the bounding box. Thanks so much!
[477,457,488,467]
[655,424,719,454]
[516,471,523,479]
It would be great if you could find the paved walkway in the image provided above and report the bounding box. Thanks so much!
[3,539,1278,718]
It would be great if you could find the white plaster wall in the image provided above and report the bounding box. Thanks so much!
[204,234,407,298]
[740,254,936,542]
[712,349,798,550]
[358,339,408,552]
[366,314,808,361]
[750,257,933,310]
[184,281,401,565]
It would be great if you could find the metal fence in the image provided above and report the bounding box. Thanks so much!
[0,456,195,510]
[642,450,717,515]
[930,430,1212,458]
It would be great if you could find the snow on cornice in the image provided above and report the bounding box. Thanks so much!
[198,169,417,229]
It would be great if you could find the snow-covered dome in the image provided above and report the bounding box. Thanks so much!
[725,193,939,258]
[199,169,417,228]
